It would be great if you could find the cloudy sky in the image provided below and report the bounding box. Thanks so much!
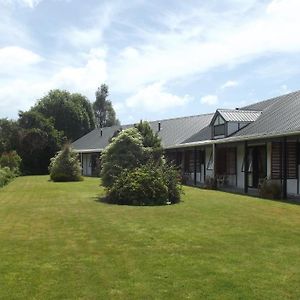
[1,0,300,124]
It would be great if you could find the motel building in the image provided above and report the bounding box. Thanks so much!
[72,90,300,199]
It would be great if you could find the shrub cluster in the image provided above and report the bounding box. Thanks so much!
[0,151,22,188]
[108,162,182,205]
[101,125,182,205]
[0,151,22,173]
[49,144,83,182]
[0,167,15,188]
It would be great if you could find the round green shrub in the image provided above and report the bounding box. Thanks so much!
[101,128,144,188]
[0,151,21,175]
[108,162,182,205]
[49,144,82,182]
[0,167,15,188]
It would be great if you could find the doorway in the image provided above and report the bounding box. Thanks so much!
[247,146,267,188]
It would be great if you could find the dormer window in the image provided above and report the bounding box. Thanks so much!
[210,109,262,139]
[213,115,225,136]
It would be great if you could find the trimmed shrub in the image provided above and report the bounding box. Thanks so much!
[0,151,21,175]
[108,162,182,205]
[0,167,15,188]
[101,128,144,188]
[49,144,82,182]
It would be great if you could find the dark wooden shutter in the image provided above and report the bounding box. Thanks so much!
[271,142,282,179]
[287,142,297,179]
[216,148,226,175]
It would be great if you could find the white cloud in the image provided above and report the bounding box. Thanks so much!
[0,46,42,74]
[125,82,191,112]
[201,94,218,105]
[111,0,300,93]
[61,2,118,48]
[221,80,239,89]
[0,47,107,118]
[1,0,42,8]
[279,84,291,94]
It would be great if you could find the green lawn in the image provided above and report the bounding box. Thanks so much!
[0,176,300,299]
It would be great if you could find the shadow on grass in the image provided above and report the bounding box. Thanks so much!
[211,187,300,206]
[92,195,181,206]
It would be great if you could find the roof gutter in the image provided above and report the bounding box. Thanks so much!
[73,148,103,153]
[165,130,300,150]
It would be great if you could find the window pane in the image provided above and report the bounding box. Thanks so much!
[214,124,225,136]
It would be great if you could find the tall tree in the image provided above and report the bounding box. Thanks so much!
[33,89,95,141]
[93,84,119,128]
[0,119,20,154]
[18,111,63,174]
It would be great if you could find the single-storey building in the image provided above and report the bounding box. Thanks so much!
[72,90,300,199]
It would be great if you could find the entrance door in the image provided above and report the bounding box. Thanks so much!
[248,146,267,188]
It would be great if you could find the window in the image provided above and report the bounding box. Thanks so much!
[214,124,225,136]
[213,115,226,136]
[216,147,236,175]
[214,116,225,125]
[207,152,214,170]
[226,148,237,175]
[184,150,194,173]
[271,142,298,179]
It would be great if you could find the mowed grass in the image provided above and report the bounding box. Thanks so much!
[0,176,300,299]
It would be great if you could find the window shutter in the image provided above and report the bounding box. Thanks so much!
[271,142,282,179]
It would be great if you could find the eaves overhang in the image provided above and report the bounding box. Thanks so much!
[165,130,300,150]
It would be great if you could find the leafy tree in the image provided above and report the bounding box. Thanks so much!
[49,144,82,182]
[93,84,119,128]
[33,89,95,141]
[18,111,63,174]
[0,119,20,154]
[101,128,144,188]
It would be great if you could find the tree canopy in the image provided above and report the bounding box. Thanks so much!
[93,84,119,128]
[18,111,64,174]
[33,89,95,141]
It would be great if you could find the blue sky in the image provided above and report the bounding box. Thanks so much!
[1,0,300,124]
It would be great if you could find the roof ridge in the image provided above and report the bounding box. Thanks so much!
[218,108,262,113]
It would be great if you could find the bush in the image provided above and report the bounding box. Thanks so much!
[0,151,21,174]
[259,178,281,199]
[108,162,182,205]
[101,128,144,188]
[0,167,15,188]
[49,144,82,182]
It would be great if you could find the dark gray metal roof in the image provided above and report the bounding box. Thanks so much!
[241,96,283,111]
[72,113,214,151]
[72,90,300,151]
[217,109,261,122]
[234,90,300,137]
